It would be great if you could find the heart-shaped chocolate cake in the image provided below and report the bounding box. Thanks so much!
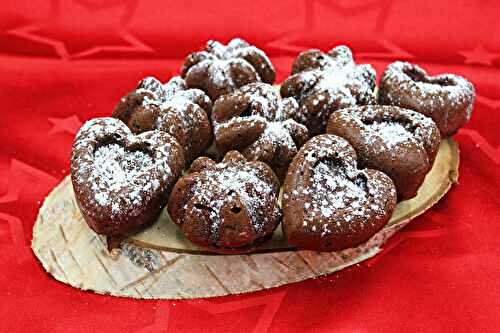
[378,61,475,137]
[327,105,441,200]
[70,117,185,236]
[212,82,309,181]
[282,134,397,251]
[168,150,281,253]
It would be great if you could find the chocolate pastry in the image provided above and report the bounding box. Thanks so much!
[327,105,441,200]
[181,38,275,100]
[168,151,281,253]
[280,45,376,135]
[378,61,476,137]
[71,117,185,236]
[113,76,212,162]
[212,82,309,181]
[283,135,397,251]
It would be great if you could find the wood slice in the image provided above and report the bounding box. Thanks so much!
[31,138,459,299]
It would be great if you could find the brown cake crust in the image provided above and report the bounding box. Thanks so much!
[378,61,476,137]
[167,151,281,254]
[181,38,275,100]
[282,135,397,252]
[212,82,309,181]
[70,117,185,236]
[112,76,212,162]
[280,45,376,135]
[327,105,441,200]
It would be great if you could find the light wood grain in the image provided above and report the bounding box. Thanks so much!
[31,138,459,299]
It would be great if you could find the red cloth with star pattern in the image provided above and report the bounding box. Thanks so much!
[1,1,500,332]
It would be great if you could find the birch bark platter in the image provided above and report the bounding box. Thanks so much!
[32,138,459,299]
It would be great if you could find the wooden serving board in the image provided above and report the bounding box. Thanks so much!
[32,138,459,299]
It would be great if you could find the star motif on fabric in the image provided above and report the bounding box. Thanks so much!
[186,291,286,332]
[459,45,498,66]
[365,212,460,267]
[315,0,393,31]
[0,159,58,204]
[266,0,412,60]
[366,228,439,266]
[0,212,31,264]
[135,303,171,333]
[48,115,82,135]
[136,291,285,333]
[5,0,153,60]
[0,159,58,263]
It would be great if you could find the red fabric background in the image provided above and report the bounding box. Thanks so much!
[1,1,500,332]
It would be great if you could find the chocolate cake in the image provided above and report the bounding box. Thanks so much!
[378,61,475,136]
[282,135,397,251]
[181,38,275,100]
[113,76,212,162]
[280,45,376,135]
[70,117,185,236]
[212,82,309,181]
[327,105,441,200]
[167,151,281,253]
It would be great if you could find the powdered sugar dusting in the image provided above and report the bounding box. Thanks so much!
[244,119,299,156]
[187,161,280,241]
[333,105,439,153]
[379,61,476,131]
[183,38,275,100]
[139,76,211,115]
[367,121,412,148]
[92,144,156,215]
[264,120,296,148]
[282,45,376,133]
[129,76,212,159]
[312,161,368,213]
[208,59,230,87]
[213,83,308,178]
[381,62,474,108]
[71,118,180,219]
[286,135,395,237]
